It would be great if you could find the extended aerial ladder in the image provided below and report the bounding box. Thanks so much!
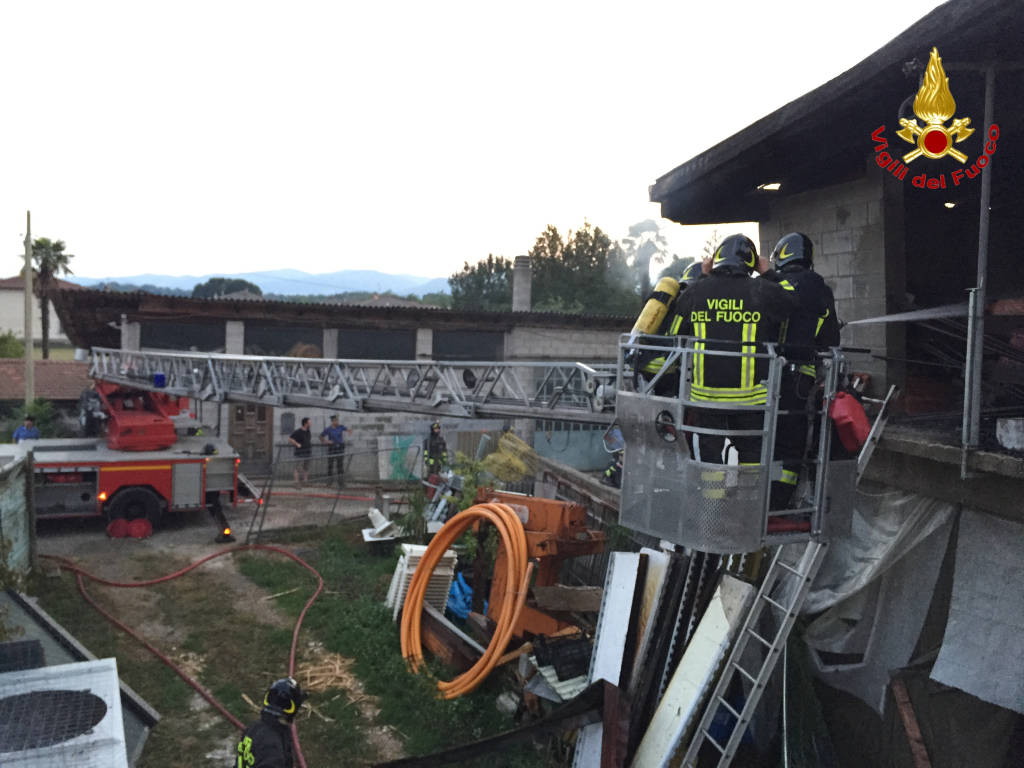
[90,347,618,425]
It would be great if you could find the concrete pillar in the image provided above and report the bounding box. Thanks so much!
[322,328,339,359]
[225,320,245,354]
[416,328,433,360]
[512,255,532,312]
[120,314,140,350]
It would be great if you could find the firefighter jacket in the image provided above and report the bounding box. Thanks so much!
[762,266,840,377]
[424,433,447,466]
[236,713,293,768]
[674,271,798,404]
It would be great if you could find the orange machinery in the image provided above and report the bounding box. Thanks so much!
[479,489,605,637]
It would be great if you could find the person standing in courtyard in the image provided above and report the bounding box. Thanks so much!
[288,417,312,488]
[319,414,348,486]
[12,415,40,443]
[423,420,448,476]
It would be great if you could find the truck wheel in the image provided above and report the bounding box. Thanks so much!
[107,488,163,526]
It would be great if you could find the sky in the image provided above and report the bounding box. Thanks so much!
[1,0,945,288]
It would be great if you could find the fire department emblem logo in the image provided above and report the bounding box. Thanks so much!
[896,47,973,163]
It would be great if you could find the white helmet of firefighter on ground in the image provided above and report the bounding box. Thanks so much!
[263,677,308,721]
[711,234,758,275]
[771,232,814,271]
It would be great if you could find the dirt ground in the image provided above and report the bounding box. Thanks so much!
[33,488,405,765]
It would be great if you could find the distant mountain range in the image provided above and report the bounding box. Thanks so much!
[70,269,450,297]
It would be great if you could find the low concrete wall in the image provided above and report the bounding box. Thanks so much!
[0,454,33,574]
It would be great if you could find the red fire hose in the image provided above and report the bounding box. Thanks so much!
[40,544,324,768]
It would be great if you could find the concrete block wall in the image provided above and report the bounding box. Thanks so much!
[760,170,904,391]
[504,326,623,362]
[266,408,508,482]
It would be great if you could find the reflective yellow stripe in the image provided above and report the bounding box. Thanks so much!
[102,465,173,472]
[642,356,667,373]
[701,471,725,481]
[815,308,829,337]
[798,363,816,377]
[694,322,705,388]
[742,322,756,390]
[690,384,767,405]
[702,488,726,499]
[669,315,683,335]
[779,279,795,291]
[780,469,799,485]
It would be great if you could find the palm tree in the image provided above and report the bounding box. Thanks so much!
[32,238,74,359]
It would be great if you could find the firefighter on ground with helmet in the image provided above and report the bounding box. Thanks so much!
[236,677,308,768]
[672,234,799,483]
[424,421,448,476]
[758,232,840,506]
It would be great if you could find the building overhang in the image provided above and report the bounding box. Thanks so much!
[650,0,1023,224]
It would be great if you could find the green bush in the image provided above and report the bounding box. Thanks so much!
[0,330,23,359]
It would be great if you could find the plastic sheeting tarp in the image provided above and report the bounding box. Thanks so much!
[930,508,1024,716]
[805,488,956,614]
[802,488,956,713]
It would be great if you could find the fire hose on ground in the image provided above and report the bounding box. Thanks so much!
[399,502,534,699]
[39,545,324,768]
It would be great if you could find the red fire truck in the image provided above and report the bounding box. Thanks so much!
[7,382,251,529]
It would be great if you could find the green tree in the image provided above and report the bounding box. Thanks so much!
[529,223,640,315]
[448,254,513,310]
[621,219,675,297]
[419,292,452,308]
[0,330,24,358]
[32,237,74,359]
[192,277,263,299]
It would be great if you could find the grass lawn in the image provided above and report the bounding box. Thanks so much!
[28,522,567,767]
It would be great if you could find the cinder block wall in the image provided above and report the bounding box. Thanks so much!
[759,170,905,392]
[504,327,623,360]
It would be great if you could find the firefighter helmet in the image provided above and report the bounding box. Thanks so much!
[680,261,703,285]
[431,421,441,432]
[263,677,307,720]
[711,234,758,275]
[771,232,814,271]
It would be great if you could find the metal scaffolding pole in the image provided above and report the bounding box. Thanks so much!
[23,211,34,408]
[961,67,995,478]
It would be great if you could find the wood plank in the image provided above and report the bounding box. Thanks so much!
[891,677,933,768]
[533,585,604,613]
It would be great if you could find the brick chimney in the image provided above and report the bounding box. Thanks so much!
[512,255,532,312]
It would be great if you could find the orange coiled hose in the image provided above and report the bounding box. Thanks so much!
[399,502,533,699]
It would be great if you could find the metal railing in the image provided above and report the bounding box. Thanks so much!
[615,333,855,553]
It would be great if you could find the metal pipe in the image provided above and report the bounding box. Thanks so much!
[23,211,34,408]
[962,66,995,475]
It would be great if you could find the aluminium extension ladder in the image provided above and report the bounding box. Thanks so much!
[678,539,829,768]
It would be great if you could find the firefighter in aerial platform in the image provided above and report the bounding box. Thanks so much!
[672,234,798,481]
[759,232,841,507]
[236,677,308,768]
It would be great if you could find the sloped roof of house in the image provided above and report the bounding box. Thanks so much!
[0,276,87,291]
[0,360,92,401]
